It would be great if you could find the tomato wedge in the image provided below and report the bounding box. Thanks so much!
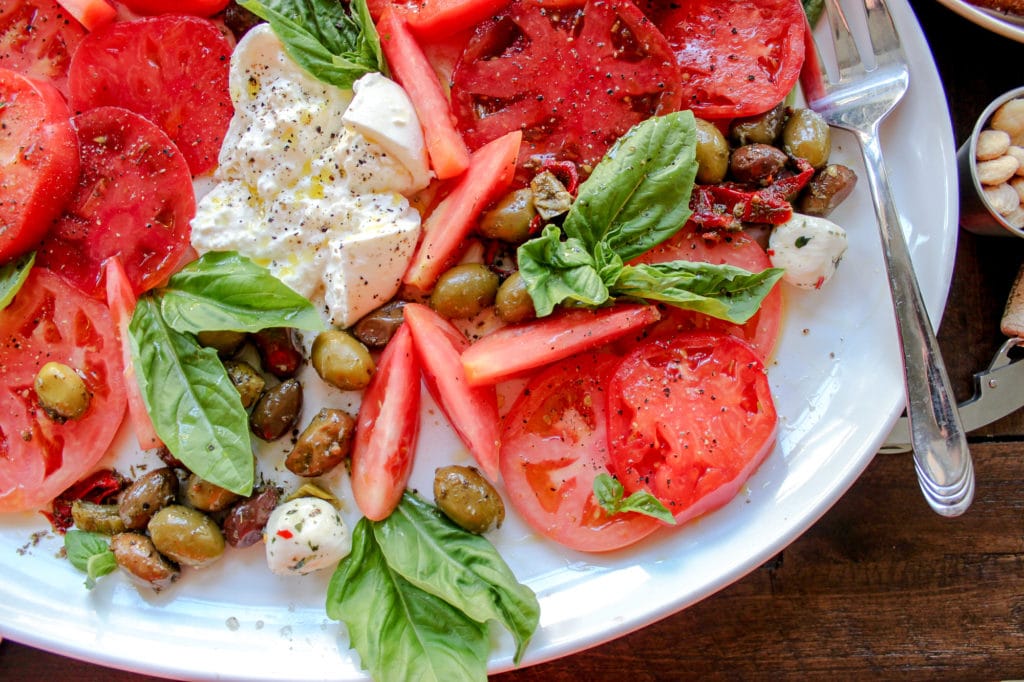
[37,106,196,298]
[56,0,116,30]
[0,268,127,512]
[0,0,87,98]
[402,303,500,481]
[117,0,231,16]
[607,332,777,524]
[644,0,806,119]
[461,304,660,385]
[632,225,783,360]
[0,68,80,263]
[68,14,234,175]
[350,323,421,521]
[501,350,662,552]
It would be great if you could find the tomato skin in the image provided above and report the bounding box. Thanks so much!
[0,0,87,98]
[402,303,501,481]
[461,304,661,386]
[55,0,116,30]
[0,69,80,264]
[403,0,513,37]
[0,268,127,513]
[500,350,661,552]
[37,106,196,298]
[68,14,234,175]
[118,0,231,16]
[607,332,777,524]
[351,323,421,521]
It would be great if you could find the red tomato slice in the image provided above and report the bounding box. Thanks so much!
[644,0,805,120]
[0,0,87,98]
[37,106,196,298]
[117,0,230,16]
[0,268,127,512]
[402,303,501,481]
[501,350,661,552]
[461,304,661,385]
[104,256,162,451]
[68,14,233,175]
[450,0,682,181]
[402,0,514,37]
[351,323,421,521]
[0,69,80,263]
[56,0,116,30]
[607,332,777,524]
[632,225,783,360]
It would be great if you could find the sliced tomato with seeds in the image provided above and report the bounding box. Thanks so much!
[607,332,777,525]
[450,0,682,181]
[68,14,233,175]
[0,0,87,98]
[0,268,127,512]
[37,106,196,298]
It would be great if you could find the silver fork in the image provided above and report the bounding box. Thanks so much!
[802,0,974,516]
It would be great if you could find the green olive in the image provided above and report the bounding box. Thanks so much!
[110,532,180,591]
[224,359,265,409]
[183,473,241,513]
[34,361,90,422]
[118,467,179,530]
[433,465,505,534]
[730,103,786,146]
[285,408,355,477]
[311,330,375,391]
[694,118,730,184]
[430,263,499,319]
[196,330,247,357]
[250,378,303,441]
[495,271,536,324]
[782,108,831,169]
[148,505,225,569]
[71,500,126,535]
[352,300,406,348]
[478,188,536,243]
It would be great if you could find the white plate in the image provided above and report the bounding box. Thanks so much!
[935,0,1024,41]
[0,1,957,679]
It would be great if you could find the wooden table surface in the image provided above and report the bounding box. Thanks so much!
[3,1,1024,679]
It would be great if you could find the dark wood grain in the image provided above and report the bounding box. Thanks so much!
[4,1,1024,680]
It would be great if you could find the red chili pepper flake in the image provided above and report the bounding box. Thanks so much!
[276,529,294,540]
[539,158,580,195]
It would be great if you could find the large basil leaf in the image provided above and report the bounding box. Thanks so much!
[804,0,824,26]
[614,261,785,324]
[517,225,610,317]
[159,251,323,333]
[326,519,490,682]
[373,492,541,664]
[562,110,698,261]
[129,297,254,495]
[0,252,34,310]
[239,0,381,89]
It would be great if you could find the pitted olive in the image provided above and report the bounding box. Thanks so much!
[495,271,536,324]
[429,263,499,319]
[196,330,247,357]
[782,108,831,169]
[118,467,179,530]
[71,500,126,535]
[250,378,302,441]
[433,465,505,534]
[111,532,180,591]
[147,505,225,569]
[694,118,730,184]
[730,103,786,146]
[352,300,406,348]
[285,408,355,477]
[34,362,90,422]
[478,188,536,243]
[224,359,265,409]
[311,330,375,391]
[183,473,241,513]
[223,486,281,548]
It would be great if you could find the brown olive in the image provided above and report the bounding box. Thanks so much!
[798,164,859,217]
[782,108,831,169]
[729,144,789,186]
[250,378,303,441]
[694,118,730,184]
[148,505,225,569]
[110,532,179,591]
[352,300,407,348]
[433,465,505,534]
[224,359,265,409]
[530,170,573,221]
[311,330,375,391]
[495,271,536,324]
[730,103,786,146]
[34,362,90,422]
[478,188,537,243]
[430,263,499,319]
[71,500,125,535]
[118,467,179,531]
[223,486,281,548]
[250,328,303,379]
[183,473,241,513]
[285,408,356,477]
[196,330,247,357]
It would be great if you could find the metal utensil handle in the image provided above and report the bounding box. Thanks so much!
[859,131,975,516]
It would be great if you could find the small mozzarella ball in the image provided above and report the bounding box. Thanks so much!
[264,497,351,576]
[769,213,848,290]
[983,183,1021,216]
[977,129,1011,161]
[977,155,1020,185]
[991,98,1024,145]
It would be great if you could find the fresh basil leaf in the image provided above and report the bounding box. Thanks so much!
[563,110,698,261]
[327,519,490,682]
[517,225,612,316]
[373,492,540,664]
[593,473,675,525]
[614,261,785,324]
[64,530,117,589]
[159,251,324,333]
[803,0,824,26]
[238,0,381,89]
[0,252,34,310]
[129,297,254,495]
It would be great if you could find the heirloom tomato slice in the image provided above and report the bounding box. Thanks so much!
[607,332,777,525]
[0,0,87,98]
[501,350,662,552]
[0,268,127,513]
[450,0,682,181]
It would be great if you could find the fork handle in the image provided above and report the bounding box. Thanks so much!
[858,130,975,517]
